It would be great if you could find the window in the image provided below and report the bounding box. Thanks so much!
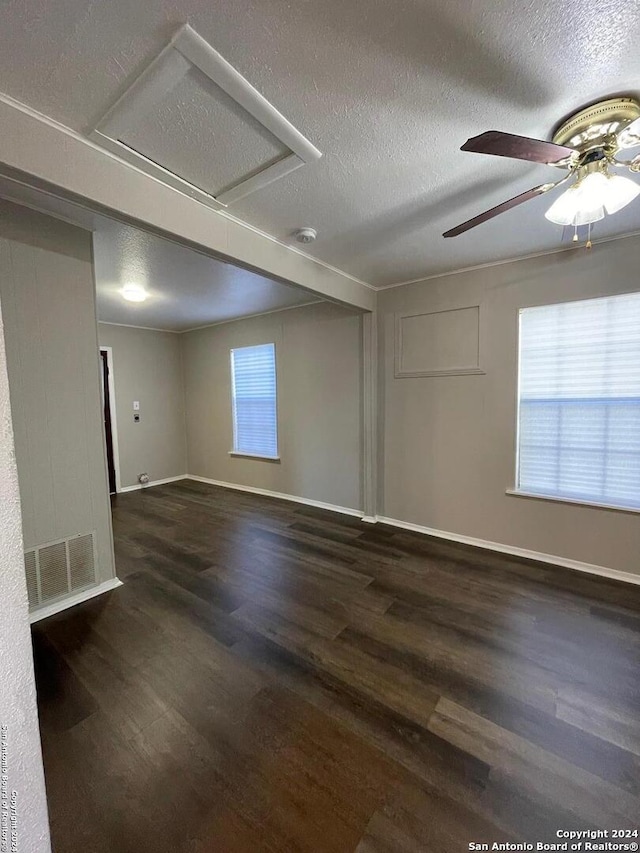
[516,293,640,510]
[230,343,278,459]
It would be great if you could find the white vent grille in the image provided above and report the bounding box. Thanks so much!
[24,550,38,608]
[68,534,95,589]
[24,532,97,612]
[39,541,68,601]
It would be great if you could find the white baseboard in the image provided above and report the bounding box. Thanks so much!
[118,474,188,493]
[29,577,124,624]
[112,474,640,588]
[186,475,364,518]
[376,515,640,587]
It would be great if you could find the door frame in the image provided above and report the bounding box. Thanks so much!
[99,346,122,494]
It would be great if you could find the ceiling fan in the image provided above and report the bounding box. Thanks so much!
[443,97,640,239]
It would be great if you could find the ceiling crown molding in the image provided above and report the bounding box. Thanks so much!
[375,226,640,291]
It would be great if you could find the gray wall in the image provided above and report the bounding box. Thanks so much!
[98,323,187,488]
[378,236,640,576]
[0,200,115,584]
[182,302,363,511]
[0,293,52,853]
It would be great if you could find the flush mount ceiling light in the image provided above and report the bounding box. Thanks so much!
[443,97,640,239]
[121,284,148,303]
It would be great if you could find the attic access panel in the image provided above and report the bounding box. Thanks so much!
[120,68,290,199]
[90,24,322,209]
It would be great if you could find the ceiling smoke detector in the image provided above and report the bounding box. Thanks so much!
[293,227,317,244]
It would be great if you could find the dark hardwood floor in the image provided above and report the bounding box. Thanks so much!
[33,481,640,851]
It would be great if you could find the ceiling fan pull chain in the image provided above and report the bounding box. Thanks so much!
[572,225,578,243]
[586,222,592,250]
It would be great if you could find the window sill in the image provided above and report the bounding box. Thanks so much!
[506,488,640,515]
[229,451,280,463]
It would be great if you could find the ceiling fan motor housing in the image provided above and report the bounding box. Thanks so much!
[552,97,640,158]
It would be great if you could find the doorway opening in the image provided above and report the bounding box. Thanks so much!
[99,346,120,495]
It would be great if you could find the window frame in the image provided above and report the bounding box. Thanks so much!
[508,293,640,515]
[229,342,280,462]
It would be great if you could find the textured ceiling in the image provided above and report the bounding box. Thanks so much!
[93,220,318,331]
[1,0,640,286]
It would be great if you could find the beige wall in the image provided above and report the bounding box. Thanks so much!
[183,302,363,511]
[98,323,187,489]
[0,294,52,852]
[0,200,115,584]
[378,236,640,576]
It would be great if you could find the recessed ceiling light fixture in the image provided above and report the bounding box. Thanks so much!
[121,283,148,303]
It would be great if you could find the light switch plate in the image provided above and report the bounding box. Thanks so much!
[133,401,140,411]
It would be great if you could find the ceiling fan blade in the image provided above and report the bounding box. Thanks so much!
[461,131,577,165]
[443,182,555,238]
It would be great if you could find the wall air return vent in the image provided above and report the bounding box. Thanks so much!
[24,549,38,609]
[23,532,97,612]
[89,24,322,209]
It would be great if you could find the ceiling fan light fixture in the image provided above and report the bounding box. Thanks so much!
[544,180,605,226]
[602,174,640,214]
[444,97,640,238]
[575,171,609,208]
[543,170,635,226]
[543,191,574,226]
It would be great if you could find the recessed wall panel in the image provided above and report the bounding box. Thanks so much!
[395,306,482,377]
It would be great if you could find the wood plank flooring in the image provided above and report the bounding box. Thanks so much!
[33,481,640,851]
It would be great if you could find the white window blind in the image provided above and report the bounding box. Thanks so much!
[517,292,640,510]
[230,343,278,458]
